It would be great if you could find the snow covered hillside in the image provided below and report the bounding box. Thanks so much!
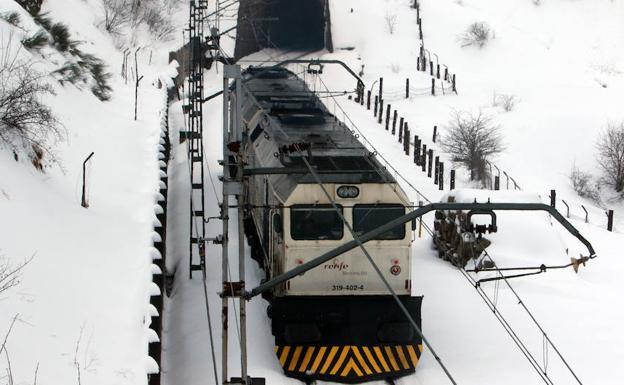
[0,1,186,384]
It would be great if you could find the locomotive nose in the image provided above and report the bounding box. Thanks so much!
[269,295,423,383]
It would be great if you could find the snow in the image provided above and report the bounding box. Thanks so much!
[2,0,624,384]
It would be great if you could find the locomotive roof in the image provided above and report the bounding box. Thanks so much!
[242,67,395,185]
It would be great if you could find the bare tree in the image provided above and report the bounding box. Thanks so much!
[385,12,397,35]
[596,122,624,193]
[440,111,505,185]
[0,34,64,168]
[101,0,131,35]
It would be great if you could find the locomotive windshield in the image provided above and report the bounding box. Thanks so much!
[353,204,406,240]
[290,204,344,240]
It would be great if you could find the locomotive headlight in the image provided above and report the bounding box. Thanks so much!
[337,185,360,199]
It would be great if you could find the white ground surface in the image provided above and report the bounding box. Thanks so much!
[1,0,623,385]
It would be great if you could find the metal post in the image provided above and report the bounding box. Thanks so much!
[562,200,570,218]
[406,78,409,98]
[414,136,421,164]
[392,110,397,134]
[439,162,444,190]
[404,124,410,155]
[434,156,440,185]
[385,104,391,130]
[421,144,427,172]
[550,189,556,208]
[398,118,404,142]
[367,90,371,110]
[494,176,500,190]
[378,99,384,124]
[450,169,456,190]
[607,210,614,231]
[221,66,231,385]
[436,64,440,79]
[581,205,589,223]
[430,61,433,76]
[81,152,95,208]
[431,78,435,96]
[234,66,248,385]
[452,74,457,93]
[379,77,383,101]
[433,125,437,142]
[427,149,433,177]
[374,95,378,117]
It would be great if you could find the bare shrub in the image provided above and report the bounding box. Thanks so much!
[101,0,131,35]
[440,110,505,185]
[460,21,491,48]
[1,254,33,295]
[596,122,624,193]
[492,92,517,112]
[385,12,397,35]
[570,165,601,201]
[0,35,63,167]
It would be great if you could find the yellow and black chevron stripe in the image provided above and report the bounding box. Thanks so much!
[275,344,423,382]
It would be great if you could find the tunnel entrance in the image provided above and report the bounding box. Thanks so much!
[234,0,333,60]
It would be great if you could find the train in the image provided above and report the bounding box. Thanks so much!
[239,66,423,383]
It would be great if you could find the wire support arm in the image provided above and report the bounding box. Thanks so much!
[246,202,596,299]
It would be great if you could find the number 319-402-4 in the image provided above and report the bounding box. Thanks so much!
[331,284,364,291]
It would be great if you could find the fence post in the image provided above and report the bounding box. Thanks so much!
[452,74,457,93]
[374,95,378,117]
[406,78,410,99]
[439,162,444,190]
[414,136,421,164]
[450,169,456,190]
[404,124,410,155]
[494,176,500,190]
[431,78,435,96]
[432,126,437,142]
[581,205,589,223]
[378,99,384,124]
[419,22,423,39]
[385,104,391,130]
[434,156,440,184]
[421,144,427,172]
[417,60,420,71]
[607,210,614,231]
[444,67,448,81]
[550,189,556,208]
[436,64,440,79]
[398,117,404,142]
[392,110,397,134]
[427,149,433,177]
[379,77,383,101]
[367,90,371,110]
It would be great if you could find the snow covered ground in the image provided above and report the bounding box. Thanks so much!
[2,0,624,384]
[163,0,624,385]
